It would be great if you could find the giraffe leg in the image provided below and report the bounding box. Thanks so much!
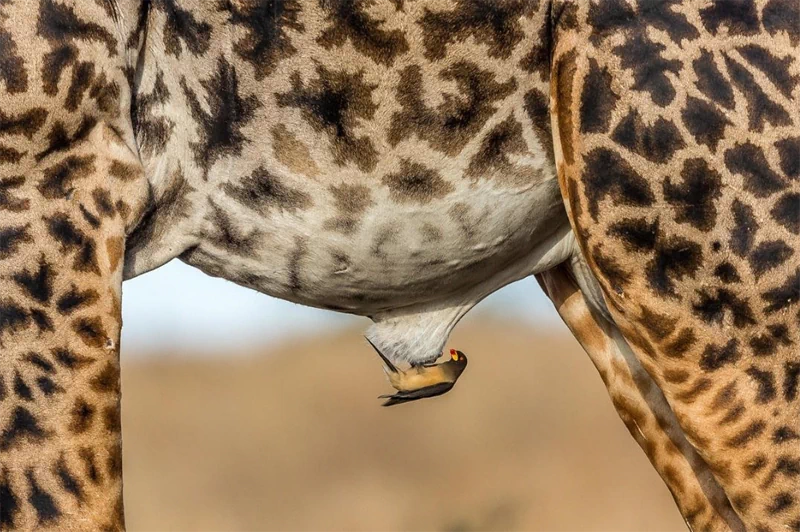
[0,123,147,531]
[536,259,745,532]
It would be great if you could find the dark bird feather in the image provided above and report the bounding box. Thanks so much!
[365,336,398,372]
[379,381,455,406]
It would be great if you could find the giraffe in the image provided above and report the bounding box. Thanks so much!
[0,0,794,531]
[547,1,799,529]
[0,1,566,529]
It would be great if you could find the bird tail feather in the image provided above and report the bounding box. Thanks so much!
[379,393,408,407]
[365,336,398,373]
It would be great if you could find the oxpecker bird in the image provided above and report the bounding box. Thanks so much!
[366,337,468,407]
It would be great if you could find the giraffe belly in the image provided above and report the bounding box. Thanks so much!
[308,178,567,308]
[186,176,567,311]
[178,176,573,363]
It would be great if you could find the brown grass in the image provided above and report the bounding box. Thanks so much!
[121,319,683,531]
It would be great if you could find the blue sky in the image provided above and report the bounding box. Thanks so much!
[120,260,562,356]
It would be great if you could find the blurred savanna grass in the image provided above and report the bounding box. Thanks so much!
[121,318,684,531]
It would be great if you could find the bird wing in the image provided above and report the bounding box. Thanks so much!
[379,381,455,407]
[365,336,398,373]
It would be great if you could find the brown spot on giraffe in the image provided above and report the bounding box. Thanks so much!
[382,160,453,205]
[271,124,320,178]
[323,183,373,235]
[106,236,124,273]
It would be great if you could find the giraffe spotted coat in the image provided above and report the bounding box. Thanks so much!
[549,2,798,529]
[0,0,797,530]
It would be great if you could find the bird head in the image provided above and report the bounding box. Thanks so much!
[449,348,468,366]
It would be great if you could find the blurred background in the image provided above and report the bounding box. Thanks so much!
[120,260,683,531]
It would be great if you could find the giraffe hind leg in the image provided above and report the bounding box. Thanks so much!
[536,260,745,532]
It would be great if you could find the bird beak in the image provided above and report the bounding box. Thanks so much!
[450,349,458,361]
